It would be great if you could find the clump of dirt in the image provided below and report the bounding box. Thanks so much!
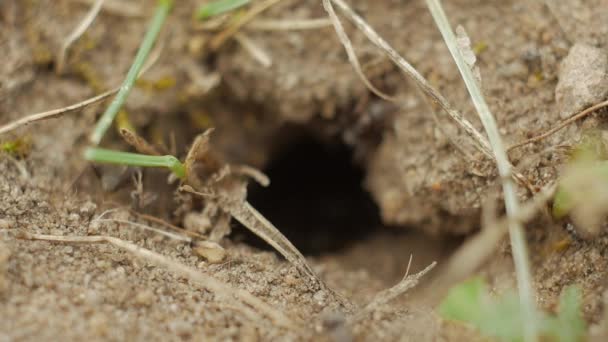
[2,0,608,340]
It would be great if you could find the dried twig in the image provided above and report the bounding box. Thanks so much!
[326,0,533,193]
[57,0,104,74]
[234,33,273,67]
[323,0,396,102]
[93,218,191,242]
[209,0,284,50]
[0,89,116,136]
[351,259,437,322]
[14,230,297,329]
[327,0,493,160]
[248,18,331,31]
[180,185,353,310]
[129,210,207,240]
[425,1,536,340]
[508,99,608,153]
[425,183,556,303]
[119,128,162,156]
[70,0,143,18]
[0,40,162,137]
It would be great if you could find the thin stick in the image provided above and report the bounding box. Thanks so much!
[247,18,331,31]
[93,218,191,242]
[327,0,492,160]
[425,1,537,341]
[0,88,116,136]
[70,0,143,18]
[508,99,608,153]
[326,0,533,193]
[0,38,162,137]
[351,260,436,323]
[14,230,297,329]
[119,128,162,156]
[129,210,207,240]
[234,33,273,67]
[90,0,172,145]
[180,185,354,310]
[323,0,396,102]
[426,183,556,303]
[209,0,284,51]
[57,0,104,74]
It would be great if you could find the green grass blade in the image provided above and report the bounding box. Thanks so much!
[197,0,250,20]
[85,147,185,179]
[89,0,173,145]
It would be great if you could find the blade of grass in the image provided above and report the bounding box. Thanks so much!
[424,1,537,341]
[197,0,250,20]
[89,0,172,145]
[84,147,185,179]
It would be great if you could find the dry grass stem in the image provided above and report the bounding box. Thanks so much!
[0,41,162,137]
[119,128,162,155]
[323,0,396,102]
[93,218,192,242]
[248,18,331,31]
[327,0,532,193]
[234,33,273,67]
[425,1,536,340]
[71,0,143,18]
[209,0,285,50]
[508,99,608,153]
[129,210,207,240]
[426,183,556,304]
[57,0,104,74]
[180,185,352,310]
[351,259,436,322]
[0,88,117,136]
[328,0,493,161]
[13,230,297,329]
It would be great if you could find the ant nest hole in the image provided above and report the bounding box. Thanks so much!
[240,132,382,255]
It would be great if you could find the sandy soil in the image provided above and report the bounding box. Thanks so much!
[2,0,608,340]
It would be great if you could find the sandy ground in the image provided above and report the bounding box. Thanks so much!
[1,0,608,340]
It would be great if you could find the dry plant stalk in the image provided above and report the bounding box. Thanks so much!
[119,128,162,155]
[181,187,316,285]
[322,0,396,103]
[424,183,556,303]
[57,0,104,74]
[234,33,273,67]
[13,230,298,330]
[0,89,116,136]
[326,0,494,160]
[351,259,437,323]
[92,217,191,242]
[71,0,143,17]
[209,0,285,50]
[424,1,536,340]
[180,131,352,310]
[508,99,608,153]
[247,18,331,31]
[0,41,162,137]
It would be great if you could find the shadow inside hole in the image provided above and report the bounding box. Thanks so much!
[236,137,383,256]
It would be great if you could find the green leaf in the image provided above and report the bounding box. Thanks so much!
[197,0,250,20]
[439,277,486,324]
[543,286,586,342]
[440,279,586,342]
[84,147,185,179]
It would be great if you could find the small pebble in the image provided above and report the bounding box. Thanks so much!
[194,241,226,264]
[555,43,608,119]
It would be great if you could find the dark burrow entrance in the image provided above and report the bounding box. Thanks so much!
[238,136,383,256]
